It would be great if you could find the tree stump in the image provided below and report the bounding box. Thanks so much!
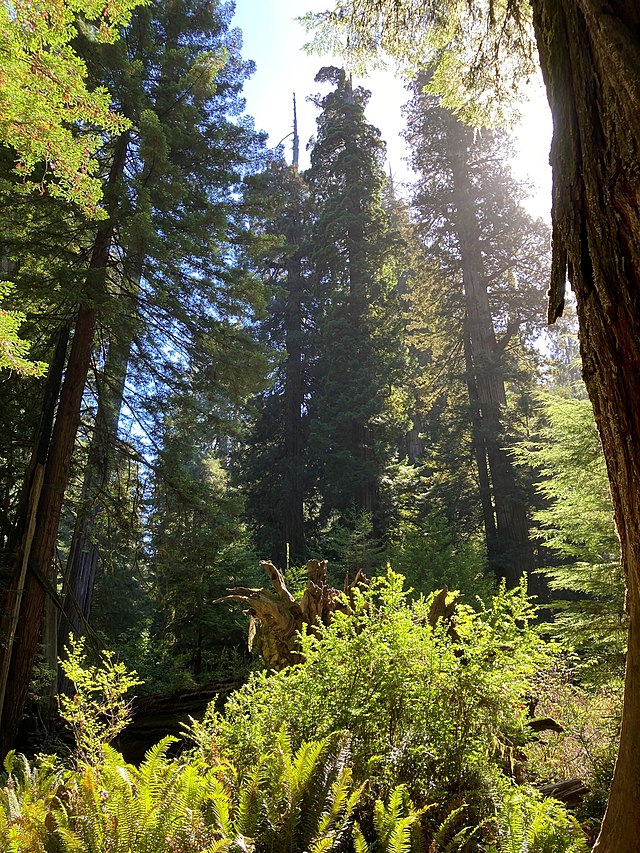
[216,560,366,670]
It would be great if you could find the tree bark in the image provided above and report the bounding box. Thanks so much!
[0,132,129,756]
[531,1,640,849]
[463,324,498,563]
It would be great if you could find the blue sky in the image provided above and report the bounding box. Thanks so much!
[230,0,552,218]
[231,0,420,175]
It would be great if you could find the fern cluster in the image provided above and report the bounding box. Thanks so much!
[0,572,591,852]
[0,732,366,853]
[0,742,587,853]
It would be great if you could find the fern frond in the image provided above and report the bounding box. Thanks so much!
[432,804,467,847]
[205,774,234,837]
[353,821,370,853]
[236,761,269,839]
[387,815,417,853]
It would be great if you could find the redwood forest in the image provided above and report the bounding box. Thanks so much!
[0,2,639,852]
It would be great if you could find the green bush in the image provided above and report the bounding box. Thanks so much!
[524,667,621,836]
[0,580,590,853]
[197,571,551,805]
[58,636,142,763]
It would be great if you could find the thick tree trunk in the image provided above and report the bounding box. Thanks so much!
[0,304,99,754]
[463,325,498,563]
[450,123,533,586]
[4,327,70,559]
[531,2,640,849]
[0,328,69,727]
[403,418,424,465]
[0,133,129,756]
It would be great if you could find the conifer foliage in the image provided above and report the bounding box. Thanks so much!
[241,68,407,568]
[307,67,406,533]
[0,0,269,747]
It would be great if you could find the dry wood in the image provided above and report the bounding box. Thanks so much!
[538,777,589,809]
[216,559,367,670]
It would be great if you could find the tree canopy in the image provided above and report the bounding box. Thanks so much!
[2,2,639,850]
[1,0,145,216]
[302,1,537,124]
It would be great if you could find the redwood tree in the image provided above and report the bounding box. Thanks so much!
[532,5,640,850]
[308,2,640,849]
[307,67,406,532]
[404,84,549,587]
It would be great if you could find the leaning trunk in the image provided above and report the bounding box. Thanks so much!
[0,328,68,729]
[57,331,131,683]
[0,132,129,756]
[531,2,640,849]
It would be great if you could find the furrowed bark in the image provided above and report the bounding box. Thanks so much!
[532,2,640,849]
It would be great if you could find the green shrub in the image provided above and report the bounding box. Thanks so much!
[0,589,591,853]
[197,571,551,805]
[488,783,588,853]
[58,636,142,763]
[525,667,621,836]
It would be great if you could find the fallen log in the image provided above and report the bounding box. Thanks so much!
[537,777,590,809]
[117,680,242,763]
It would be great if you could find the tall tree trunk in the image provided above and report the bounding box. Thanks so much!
[281,103,306,566]
[0,327,69,725]
[0,132,129,756]
[463,323,498,564]
[57,0,181,658]
[450,122,533,587]
[57,332,130,675]
[282,241,306,565]
[531,2,640,849]
[56,227,145,694]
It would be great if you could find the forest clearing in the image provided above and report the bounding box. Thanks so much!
[1,2,639,851]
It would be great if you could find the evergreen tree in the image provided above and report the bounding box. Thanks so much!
[240,132,317,567]
[0,0,269,750]
[0,0,142,217]
[518,392,625,681]
[306,67,407,547]
[403,79,550,586]
[143,380,260,687]
[57,0,268,650]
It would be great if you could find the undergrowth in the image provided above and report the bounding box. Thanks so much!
[0,570,591,852]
